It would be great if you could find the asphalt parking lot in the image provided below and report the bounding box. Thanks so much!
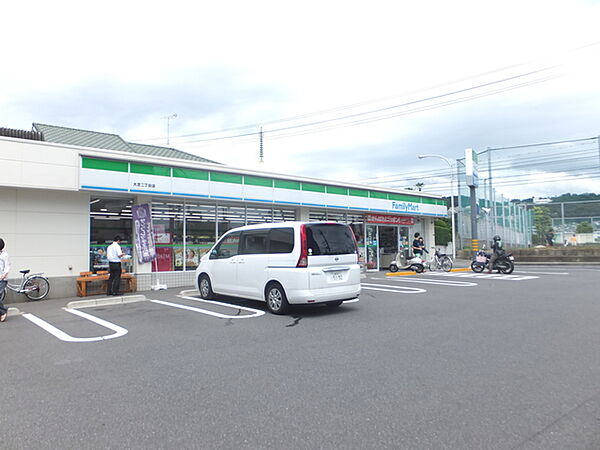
[2,265,600,449]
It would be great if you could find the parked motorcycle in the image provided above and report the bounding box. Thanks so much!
[389,252,425,273]
[470,247,515,274]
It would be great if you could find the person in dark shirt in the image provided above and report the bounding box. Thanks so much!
[488,235,503,273]
[545,228,555,246]
[412,233,422,257]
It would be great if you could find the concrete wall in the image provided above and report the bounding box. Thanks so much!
[0,187,90,278]
[0,137,80,191]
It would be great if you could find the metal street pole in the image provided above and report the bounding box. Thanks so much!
[418,154,456,259]
[161,113,177,145]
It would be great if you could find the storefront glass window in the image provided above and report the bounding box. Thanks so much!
[89,197,134,273]
[217,205,245,238]
[246,206,273,225]
[273,208,296,222]
[185,203,217,269]
[152,201,184,272]
[309,210,328,221]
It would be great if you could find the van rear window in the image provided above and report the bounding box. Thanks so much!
[268,228,294,253]
[306,224,357,256]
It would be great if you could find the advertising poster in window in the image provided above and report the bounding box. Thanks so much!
[153,225,173,272]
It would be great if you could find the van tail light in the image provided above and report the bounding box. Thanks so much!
[297,224,308,267]
[349,225,360,263]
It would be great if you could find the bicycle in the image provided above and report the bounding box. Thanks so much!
[425,248,453,272]
[0,270,50,302]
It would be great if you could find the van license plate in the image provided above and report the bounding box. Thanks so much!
[331,271,343,281]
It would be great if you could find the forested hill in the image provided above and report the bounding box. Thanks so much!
[520,193,600,218]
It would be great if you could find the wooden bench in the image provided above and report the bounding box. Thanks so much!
[76,271,137,297]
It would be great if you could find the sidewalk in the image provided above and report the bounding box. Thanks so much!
[5,286,192,317]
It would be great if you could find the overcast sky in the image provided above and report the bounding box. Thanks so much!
[2,0,600,199]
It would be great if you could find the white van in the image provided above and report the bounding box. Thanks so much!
[195,221,361,314]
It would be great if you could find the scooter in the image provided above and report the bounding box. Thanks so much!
[389,252,425,273]
[470,247,515,274]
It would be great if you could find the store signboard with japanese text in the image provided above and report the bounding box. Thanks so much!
[366,214,415,225]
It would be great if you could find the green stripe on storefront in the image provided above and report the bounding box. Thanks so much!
[173,168,209,180]
[82,157,128,172]
[349,188,369,197]
[274,179,301,190]
[389,193,419,202]
[326,186,348,195]
[369,191,388,199]
[211,172,243,184]
[130,163,171,176]
[245,176,273,187]
[302,183,326,193]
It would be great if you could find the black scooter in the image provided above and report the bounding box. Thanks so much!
[470,248,515,274]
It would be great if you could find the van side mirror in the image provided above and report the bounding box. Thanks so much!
[210,249,218,259]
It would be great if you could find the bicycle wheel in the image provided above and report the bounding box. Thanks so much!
[429,259,439,271]
[440,256,453,272]
[24,276,50,300]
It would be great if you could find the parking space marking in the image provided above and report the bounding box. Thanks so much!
[362,283,426,294]
[371,277,477,287]
[151,296,265,319]
[424,272,539,281]
[22,308,128,343]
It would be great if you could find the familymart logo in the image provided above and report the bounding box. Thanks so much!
[391,201,420,212]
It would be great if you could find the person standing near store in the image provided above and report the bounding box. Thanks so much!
[0,238,10,322]
[412,233,423,257]
[106,235,125,296]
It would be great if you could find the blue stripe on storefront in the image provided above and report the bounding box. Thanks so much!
[244,198,274,203]
[130,189,171,195]
[172,192,210,198]
[277,201,302,205]
[81,185,129,192]
[211,195,244,201]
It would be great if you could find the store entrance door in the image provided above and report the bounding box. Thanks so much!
[379,226,398,270]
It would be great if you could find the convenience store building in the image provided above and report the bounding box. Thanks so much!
[0,124,447,298]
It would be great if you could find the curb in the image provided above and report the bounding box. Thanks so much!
[7,307,21,316]
[66,294,148,309]
[385,267,471,277]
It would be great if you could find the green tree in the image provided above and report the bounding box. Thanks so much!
[576,221,593,233]
[533,206,552,245]
[434,218,452,246]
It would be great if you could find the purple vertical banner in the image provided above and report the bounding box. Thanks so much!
[132,203,156,263]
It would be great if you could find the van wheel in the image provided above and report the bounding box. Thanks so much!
[326,300,343,308]
[265,282,289,315]
[199,275,214,299]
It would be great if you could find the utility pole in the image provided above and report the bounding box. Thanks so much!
[465,148,479,258]
[161,114,177,145]
[259,126,264,163]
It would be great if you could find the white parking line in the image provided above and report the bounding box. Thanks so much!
[425,272,539,281]
[22,308,128,343]
[152,296,265,319]
[362,283,426,294]
[372,277,477,287]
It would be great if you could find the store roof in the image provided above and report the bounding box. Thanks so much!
[32,123,219,164]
